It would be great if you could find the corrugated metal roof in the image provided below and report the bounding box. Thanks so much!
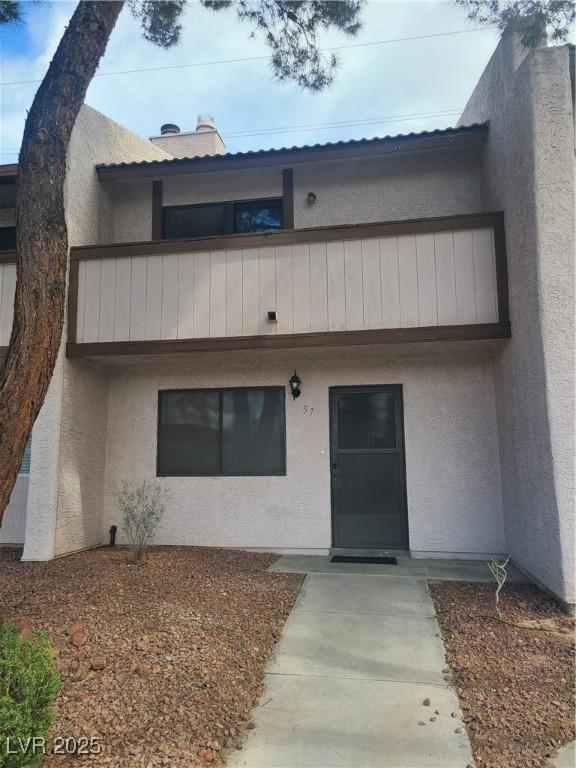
[96,122,488,170]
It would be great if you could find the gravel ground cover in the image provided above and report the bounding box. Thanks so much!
[0,546,303,767]
[430,582,575,768]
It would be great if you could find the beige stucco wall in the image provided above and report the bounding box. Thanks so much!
[101,343,505,557]
[460,33,575,604]
[23,106,170,560]
[103,145,484,244]
[150,127,225,158]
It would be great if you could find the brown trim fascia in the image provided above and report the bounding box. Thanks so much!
[96,126,489,181]
[0,251,17,265]
[493,214,510,325]
[67,260,80,344]
[151,180,163,240]
[71,211,505,262]
[0,164,18,178]
[282,169,294,229]
[67,322,511,358]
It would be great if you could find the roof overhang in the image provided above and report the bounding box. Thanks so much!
[0,164,18,179]
[96,123,489,182]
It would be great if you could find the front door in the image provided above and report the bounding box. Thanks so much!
[330,385,408,550]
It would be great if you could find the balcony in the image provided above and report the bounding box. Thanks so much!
[0,212,510,357]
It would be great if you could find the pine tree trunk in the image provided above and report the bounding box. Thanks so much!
[0,1,124,525]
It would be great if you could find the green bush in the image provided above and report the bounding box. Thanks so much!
[0,623,60,767]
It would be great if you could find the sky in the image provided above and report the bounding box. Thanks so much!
[0,0,574,162]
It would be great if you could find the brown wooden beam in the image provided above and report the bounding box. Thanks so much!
[282,168,294,229]
[0,251,17,265]
[67,259,80,344]
[71,211,505,262]
[493,214,510,325]
[67,322,511,358]
[0,164,18,178]
[151,180,163,240]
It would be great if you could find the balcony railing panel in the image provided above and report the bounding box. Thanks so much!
[74,226,499,345]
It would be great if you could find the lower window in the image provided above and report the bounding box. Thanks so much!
[157,387,286,476]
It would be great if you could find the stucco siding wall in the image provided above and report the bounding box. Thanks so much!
[65,105,170,247]
[102,146,485,244]
[293,148,484,228]
[53,361,110,556]
[102,344,505,556]
[460,35,575,603]
[0,477,28,544]
[22,106,171,560]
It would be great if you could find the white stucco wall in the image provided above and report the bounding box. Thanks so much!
[293,147,484,228]
[150,127,225,158]
[460,33,575,604]
[23,106,170,561]
[53,360,110,556]
[103,145,484,243]
[102,344,505,557]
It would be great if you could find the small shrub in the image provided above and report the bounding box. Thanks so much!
[0,623,60,767]
[115,480,168,562]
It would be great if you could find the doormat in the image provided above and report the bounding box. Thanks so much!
[330,556,398,565]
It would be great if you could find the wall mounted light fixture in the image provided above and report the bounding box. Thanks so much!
[306,191,317,205]
[289,370,302,399]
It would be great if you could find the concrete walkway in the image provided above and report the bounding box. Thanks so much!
[552,741,575,767]
[230,565,475,767]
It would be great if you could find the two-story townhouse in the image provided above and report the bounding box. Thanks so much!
[0,27,573,610]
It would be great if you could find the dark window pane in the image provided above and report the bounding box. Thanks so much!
[158,391,220,474]
[222,389,285,474]
[337,392,396,450]
[163,204,228,239]
[0,227,16,251]
[234,200,282,233]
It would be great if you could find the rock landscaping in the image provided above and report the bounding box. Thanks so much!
[0,546,302,767]
[430,581,575,768]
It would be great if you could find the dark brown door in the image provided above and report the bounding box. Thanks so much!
[330,385,408,550]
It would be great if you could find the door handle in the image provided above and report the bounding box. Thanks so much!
[331,463,338,478]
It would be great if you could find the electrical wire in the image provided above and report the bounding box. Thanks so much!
[0,26,495,87]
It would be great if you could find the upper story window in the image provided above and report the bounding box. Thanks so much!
[0,227,16,251]
[0,177,16,251]
[162,198,283,240]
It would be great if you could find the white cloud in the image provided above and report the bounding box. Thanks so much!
[1,0,572,160]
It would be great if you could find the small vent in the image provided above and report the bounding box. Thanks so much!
[160,123,180,136]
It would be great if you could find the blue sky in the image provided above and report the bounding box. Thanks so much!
[1,1,574,162]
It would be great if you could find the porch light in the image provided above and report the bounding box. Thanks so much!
[289,371,302,399]
[306,191,317,205]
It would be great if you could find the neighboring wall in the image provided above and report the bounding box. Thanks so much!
[0,477,27,544]
[102,344,505,557]
[102,145,484,243]
[23,106,170,560]
[0,264,16,346]
[460,32,575,604]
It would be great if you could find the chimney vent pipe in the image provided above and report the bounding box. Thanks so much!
[196,114,216,132]
[160,123,180,135]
